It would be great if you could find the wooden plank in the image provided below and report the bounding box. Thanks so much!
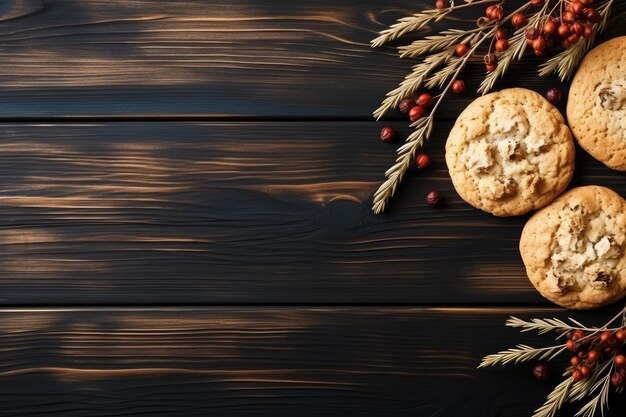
[0,122,624,305]
[0,0,622,118]
[1,306,625,417]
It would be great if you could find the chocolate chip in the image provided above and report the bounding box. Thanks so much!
[599,88,617,109]
[595,272,612,285]
[556,276,572,293]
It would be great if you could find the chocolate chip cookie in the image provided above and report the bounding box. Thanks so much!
[446,88,575,216]
[567,36,626,171]
[520,186,626,310]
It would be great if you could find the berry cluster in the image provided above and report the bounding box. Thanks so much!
[369,0,613,214]
[563,328,626,386]
[525,0,601,54]
[383,95,433,170]
[398,93,433,123]
[438,0,606,73]
[399,89,465,125]
[379,81,562,208]
[378,93,440,206]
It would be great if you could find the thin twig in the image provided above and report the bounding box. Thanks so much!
[371,0,496,48]
[372,27,493,213]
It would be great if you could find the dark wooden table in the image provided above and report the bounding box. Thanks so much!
[1,1,626,416]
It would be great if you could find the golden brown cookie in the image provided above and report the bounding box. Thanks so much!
[567,36,626,171]
[520,186,626,310]
[445,88,575,216]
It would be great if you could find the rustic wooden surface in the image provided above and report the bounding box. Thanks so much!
[0,122,624,305]
[0,0,620,119]
[1,307,626,417]
[0,0,625,416]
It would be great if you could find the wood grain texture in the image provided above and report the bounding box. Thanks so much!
[1,306,625,417]
[0,0,622,118]
[1,1,625,416]
[0,121,624,305]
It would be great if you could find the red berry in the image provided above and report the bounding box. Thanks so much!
[571,330,586,341]
[532,37,546,54]
[455,43,469,57]
[616,329,626,341]
[558,24,571,37]
[563,11,575,23]
[587,350,599,363]
[615,354,626,368]
[572,369,584,381]
[380,126,396,142]
[583,8,600,23]
[525,28,540,40]
[531,0,543,5]
[533,363,549,381]
[600,331,613,344]
[546,88,563,105]
[415,153,431,169]
[409,105,424,122]
[417,93,432,108]
[608,336,620,349]
[495,39,509,52]
[399,98,416,114]
[486,64,497,72]
[570,356,581,367]
[543,20,557,35]
[583,24,593,38]
[566,339,577,352]
[495,29,507,40]
[611,372,625,387]
[435,0,446,9]
[425,190,442,206]
[580,365,592,378]
[511,13,527,28]
[452,79,465,94]
[484,53,497,65]
[571,1,584,15]
[491,5,504,20]
[572,22,584,35]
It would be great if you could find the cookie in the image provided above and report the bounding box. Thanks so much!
[567,36,626,171]
[520,186,626,310]
[445,88,575,216]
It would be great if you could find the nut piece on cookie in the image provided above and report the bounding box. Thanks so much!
[479,177,517,200]
[598,82,626,111]
[467,141,494,172]
[567,36,626,171]
[445,88,575,217]
[497,138,522,160]
[584,264,613,290]
[520,186,626,310]
[524,132,547,155]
